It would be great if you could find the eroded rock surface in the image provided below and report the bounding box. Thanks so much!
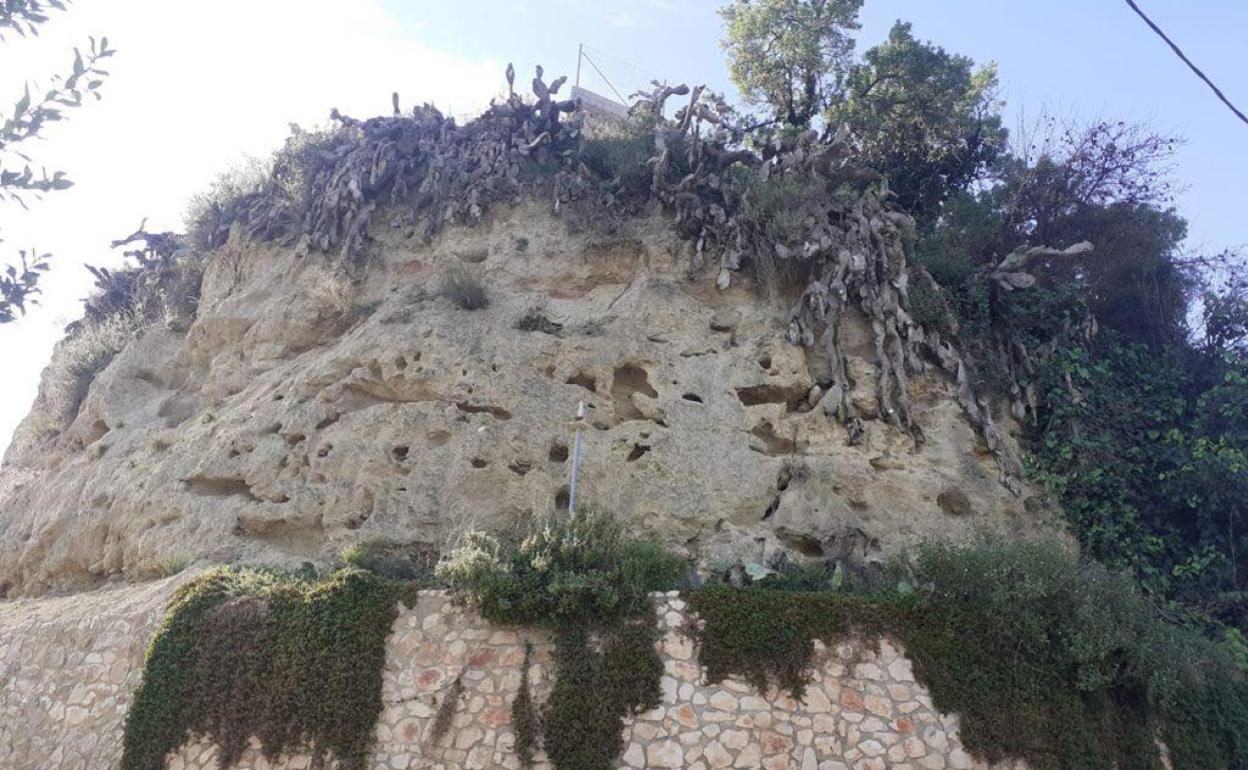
[0,203,1052,595]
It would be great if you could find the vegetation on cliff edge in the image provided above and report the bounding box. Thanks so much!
[689,539,1248,770]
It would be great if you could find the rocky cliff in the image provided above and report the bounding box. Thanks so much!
[0,197,1051,597]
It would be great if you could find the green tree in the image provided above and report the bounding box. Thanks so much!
[1203,272,1248,356]
[719,0,863,129]
[828,21,1006,219]
[918,119,1192,348]
[0,0,65,39]
[0,1,113,322]
[911,110,1248,632]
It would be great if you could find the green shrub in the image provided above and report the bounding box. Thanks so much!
[581,128,658,198]
[515,307,563,335]
[726,171,826,291]
[159,555,188,577]
[579,120,697,200]
[46,311,143,423]
[753,560,849,593]
[1024,335,1248,617]
[184,125,346,252]
[686,538,1248,770]
[267,124,349,209]
[121,567,404,770]
[340,538,438,583]
[439,507,684,770]
[1226,627,1248,673]
[688,586,896,699]
[437,507,685,627]
[900,540,1161,769]
[184,157,271,251]
[746,175,823,247]
[440,266,489,310]
[907,266,958,336]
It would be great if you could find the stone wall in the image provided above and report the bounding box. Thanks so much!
[0,575,185,769]
[1,580,1014,770]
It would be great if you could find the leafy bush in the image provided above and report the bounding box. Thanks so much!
[581,129,656,198]
[84,230,201,321]
[686,538,1248,770]
[159,556,188,577]
[579,118,697,202]
[184,126,346,252]
[581,121,668,197]
[440,266,489,310]
[440,508,685,770]
[753,560,859,593]
[515,307,563,335]
[266,124,349,209]
[726,171,827,292]
[1226,627,1248,672]
[734,172,824,250]
[906,266,958,336]
[340,538,438,583]
[437,507,686,627]
[688,586,894,698]
[44,310,144,425]
[121,567,405,770]
[184,157,271,251]
[1026,335,1248,614]
[903,540,1161,769]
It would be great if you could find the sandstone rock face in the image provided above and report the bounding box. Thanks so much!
[0,202,1052,595]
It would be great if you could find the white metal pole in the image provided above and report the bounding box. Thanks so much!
[568,400,585,514]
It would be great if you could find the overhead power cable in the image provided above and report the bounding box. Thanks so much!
[579,50,630,106]
[1122,0,1248,128]
[582,44,666,85]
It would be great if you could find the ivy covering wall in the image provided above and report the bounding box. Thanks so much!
[687,540,1248,770]
[118,529,1248,770]
[120,567,411,770]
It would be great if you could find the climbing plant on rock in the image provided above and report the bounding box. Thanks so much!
[120,567,409,770]
[686,539,1248,770]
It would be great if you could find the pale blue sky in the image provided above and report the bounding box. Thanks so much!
[1,0,1244,453]
[394,0,1248,257]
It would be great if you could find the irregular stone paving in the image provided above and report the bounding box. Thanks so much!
[3,582,1026,770]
